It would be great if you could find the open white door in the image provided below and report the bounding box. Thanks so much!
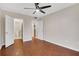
[5,15,14,47]
[37,20,44,40]
[32,19,44,40]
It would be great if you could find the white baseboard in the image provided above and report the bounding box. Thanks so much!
[45,40,79,52]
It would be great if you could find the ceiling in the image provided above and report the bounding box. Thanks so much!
[0,3,75,17]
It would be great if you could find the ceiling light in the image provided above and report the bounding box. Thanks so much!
[36,9,39,12]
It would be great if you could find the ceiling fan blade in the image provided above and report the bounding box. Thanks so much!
[24,8,35,9]
[33,11,36,14]
[40,9,45,14]
[40,5,51,9]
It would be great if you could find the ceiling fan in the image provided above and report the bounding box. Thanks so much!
[24,3,51,14]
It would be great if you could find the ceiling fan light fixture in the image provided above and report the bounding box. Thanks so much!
[36,9,39,12]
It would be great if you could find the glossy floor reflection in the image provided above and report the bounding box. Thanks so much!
[5,38,79,56]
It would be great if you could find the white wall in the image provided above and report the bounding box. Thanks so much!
[0,10,5,49]
[42,4,79,51]
[0,9,32,43]
[0,13,2,49]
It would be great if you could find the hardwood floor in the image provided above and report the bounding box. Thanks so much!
[6,39,24,56]
[0,50,1,56]
[5,38,79,56]
[0,45,6,56]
